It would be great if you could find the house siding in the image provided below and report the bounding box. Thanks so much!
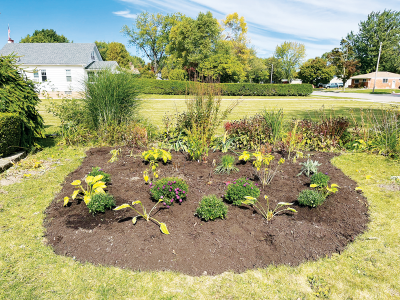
[351,78,400,89]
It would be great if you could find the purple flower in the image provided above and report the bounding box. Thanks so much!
[163,202,166,206]
[166,205,170,208]
[160,196,163,199]
[169,189,172,192]
[179,199,182,203]
[173,181,176,183]
[177,196,180,199]
[325,172,328,175]
[243,184,246,187]
[170,199,174,203]
[183,191,185,194]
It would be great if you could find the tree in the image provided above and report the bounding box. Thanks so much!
[129,56,145,68]
[274,41,306,81]
[347,10,400,74]
[327,39,359,89]
[122,12,182,74]
[95,41,109,61]
[106,42,130,69]
[263,57,285,83]
[0,54,44,149]
[246,54,269,83]
[298,57,335,86]
[20,29,70,43]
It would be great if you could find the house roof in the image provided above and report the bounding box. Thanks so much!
[85,61,118,70]
[0,43,103,65]
[351,71,400,79]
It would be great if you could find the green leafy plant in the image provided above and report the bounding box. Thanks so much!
[214,155,239,174]
[63,175,107,206]
[310,172,339,198]
[108,148,121,163]
[225,178,260,206]
[263,108,284,145]
[114,200,169,234]
[195,195,228,221]
[238,150,251,162]
[242,195,297,222]
[87,193,116,215]
[88,167,111,183]
[186,124,209,161]
[297,159,321,177]
[297,189,326,207]
[212,132,236,153]
[150,177,188,206]
[141,148,172,183]
[310,172,330,187]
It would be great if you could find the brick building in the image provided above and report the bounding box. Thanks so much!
[350,71,400,89]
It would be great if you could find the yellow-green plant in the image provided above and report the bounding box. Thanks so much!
[212,131,236,153]
[108,148,121,163]
[310,183,339,199]
[238,150,251,162]
[141,148,172,183]
[63,175,107,206]
[114,200,169,234]
[242,195,297,222]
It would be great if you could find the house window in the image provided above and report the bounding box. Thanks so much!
[66,69,72,82]
[33,71,39,82]
[362,79,367,82]
[41,70,47,81]
[355,79,359,84]
[383,79,388,83]
[65,91,72,95]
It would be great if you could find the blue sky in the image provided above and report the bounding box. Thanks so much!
[1,0,399,60]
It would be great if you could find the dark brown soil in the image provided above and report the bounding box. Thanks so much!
[45,147,369,276]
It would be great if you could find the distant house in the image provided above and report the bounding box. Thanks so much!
[0,42,119,98]
[350,71,400,89]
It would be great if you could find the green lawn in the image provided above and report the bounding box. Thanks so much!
[2,97,399,299]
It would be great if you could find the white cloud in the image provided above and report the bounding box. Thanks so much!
[114,0,400,58]
[112,10,138,19]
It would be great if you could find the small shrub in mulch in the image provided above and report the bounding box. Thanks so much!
[196,194,228,221]
[224,177,260,205]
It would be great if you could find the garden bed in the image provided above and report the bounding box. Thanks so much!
[45,147,369,276]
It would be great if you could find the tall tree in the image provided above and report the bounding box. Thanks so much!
[246,54,269,83]
[20,29,70,43]
[106,42,130,69]
[347,9,400,74]
[274,41,306,81]
[298,57,335,86]
[95,41,109,61]
[327,39,359,89]
[122,12,182,74]
[263,57,285,83]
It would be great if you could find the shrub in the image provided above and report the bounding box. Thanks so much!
[0,54,44,149]
[87,193,116,215]
[214,154,239,174]
[225,178,260,206]
[150,177,189,206]
[297,189,325,207]
[88,167,111,183]
[195,195,228,221]
[0,113,21,157]
[310,172,330,188]
[83,69,141,130]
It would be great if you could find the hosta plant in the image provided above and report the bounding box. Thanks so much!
[297,159,321,177]
[142,148,172,183]
[63,175,107,206]
[212,131,236,153]
[150,177,188,206]
[242,195,297,222]
[214,154,239,174]
[114,199,169,234]
[195,195,228,221]
[225,178,260,206]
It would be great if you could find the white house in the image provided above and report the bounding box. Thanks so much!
[0,42,118,98]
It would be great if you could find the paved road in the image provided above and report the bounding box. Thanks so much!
[312,91,400,104]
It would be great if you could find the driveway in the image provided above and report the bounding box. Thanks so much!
[313,91,400,104]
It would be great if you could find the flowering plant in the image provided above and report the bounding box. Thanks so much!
[224,177,260,206]
[150,177,188,207]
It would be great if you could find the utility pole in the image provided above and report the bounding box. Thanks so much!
[270,63,273,84]
[372,42,382,93]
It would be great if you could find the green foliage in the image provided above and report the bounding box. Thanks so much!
[214,154,239,174]
[0,113,21,157]
[211,131,236,153]
[195,194,228,221]
[297,189,326,207]
[251,151,285,188]
[83,69,141,130]
[310,172,330,188]
[87,192,116,215]
[64,175,107,207]
[131,78,312,96]
[0,54,44,149]
[242,195,297,222]
[347,9,400,74]
[274,41,306,81]
[225,177,260,206]
[20,29,69,43]
[263,108,284,145]
[106,42,131,69]
[88,167,111,183]
[297,159,321,177]
[168,69,188,81]
[307,275,331,298]
[150,177,188,206]
[264,56,285,83]
[94,41,109,61]
[298,57,335,86]
[142,148,172,164]
[114,200,169,234]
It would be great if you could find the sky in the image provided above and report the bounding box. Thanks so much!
[1,0,399,61]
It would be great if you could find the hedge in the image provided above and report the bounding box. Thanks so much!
[133,79,313,96]
[0,113,21,157]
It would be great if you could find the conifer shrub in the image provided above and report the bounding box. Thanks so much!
[225,178,260,206]
[310,172,330,188]
[87,193,116,215]
[297,189,325,207]
[196,195,228,221]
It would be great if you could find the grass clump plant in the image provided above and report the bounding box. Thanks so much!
[297,189,326,207]
[87,193,116,215]
[150,177,188,207]
[214,154,239,175]
[195,195,228,221]
[225,178,260,206]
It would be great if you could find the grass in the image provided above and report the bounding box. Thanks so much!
[2,96,399,299]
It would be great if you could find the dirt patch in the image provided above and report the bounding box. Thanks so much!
[45,147,369,276]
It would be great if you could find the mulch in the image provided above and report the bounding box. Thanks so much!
[44,147,369,276]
